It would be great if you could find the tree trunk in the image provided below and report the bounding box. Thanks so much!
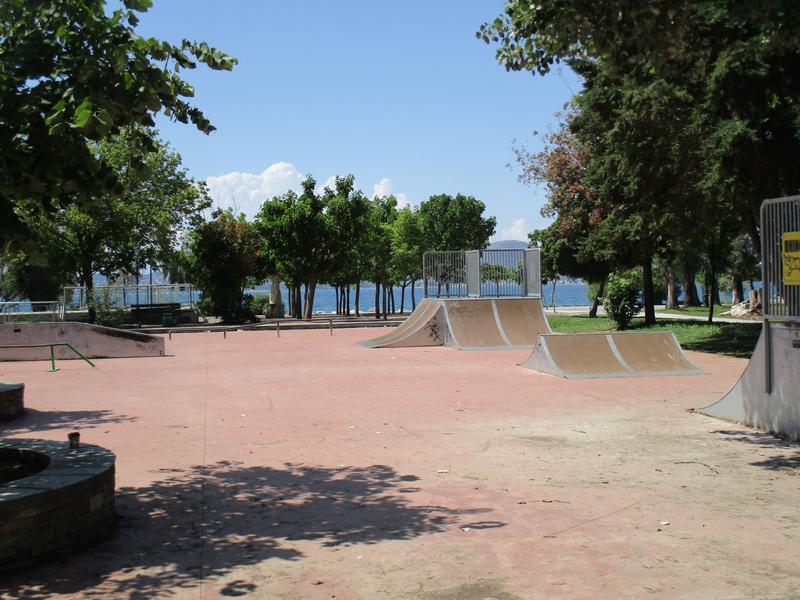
[82,264,96,323]
[400,282,406,314]
[355,282,361,317]
[382,284,388,320]
[346,286,351,316]
[550,280,557,312]
[746,211,761,261]
[411,278,416,310]
[707,264,716,323]
[390,285,395,314]
[334,285,339,315]
[589,277,606,318]
[642,253,656,325]
[683,264,701,307]
[662,265,679,309]
[732,276,743,305]
[374,283,381,319]
[304,277,318,320]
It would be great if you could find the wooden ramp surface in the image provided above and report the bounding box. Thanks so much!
[520,331,705,378]
[359,299,444,348]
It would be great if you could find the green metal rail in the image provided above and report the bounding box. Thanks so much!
[0,342,96,372]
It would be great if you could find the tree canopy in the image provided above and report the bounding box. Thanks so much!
[0,0,236,242]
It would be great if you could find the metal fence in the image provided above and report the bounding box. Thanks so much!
[423,248,542,298]
[62,284,197,311]
[762,195,800,322]
[0,301,64,323]
[423,251,468,297]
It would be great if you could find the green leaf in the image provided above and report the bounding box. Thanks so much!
[72,97,93,129]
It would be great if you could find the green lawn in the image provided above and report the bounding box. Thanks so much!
[547,314,760,358]
[657,305,736,318]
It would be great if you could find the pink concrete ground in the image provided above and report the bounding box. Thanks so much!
[1,328,799,599]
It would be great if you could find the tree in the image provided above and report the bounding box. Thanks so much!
[417,194,496,251]
[19,127,209,321]
[390,207,425,311]
[324,176,372,315]
[255,177,331,319]
[0,248,73,304]
[480,1,800,255]
[365,196,399,319]
[515,108,611,316]
[0,0,236,243]
[187,209,269,324]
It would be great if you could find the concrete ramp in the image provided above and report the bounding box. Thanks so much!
[520,332,704,378]
[360,299,445,348]
[0,322,165,360]
[699,322,800,440]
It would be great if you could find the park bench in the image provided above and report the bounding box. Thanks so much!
[131,303,181,326]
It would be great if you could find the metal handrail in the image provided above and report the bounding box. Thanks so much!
[0,342,96,372]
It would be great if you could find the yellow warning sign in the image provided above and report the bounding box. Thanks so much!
[783,232,800,285]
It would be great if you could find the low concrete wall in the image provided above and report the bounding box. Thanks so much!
[0,322,165,361]
[0,383,24,421]
[0,439,116,572]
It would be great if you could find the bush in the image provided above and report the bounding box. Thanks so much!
[252,293,269,315]
[604,272,642,330]
[88,292,126,328]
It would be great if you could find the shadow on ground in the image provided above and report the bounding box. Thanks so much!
[0,408,137,434]
[3,461,499,598]
[713,429,800,471]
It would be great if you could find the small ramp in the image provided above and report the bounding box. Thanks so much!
[360,299,445,348]
[699,322,800,440]
[520,331,704,378]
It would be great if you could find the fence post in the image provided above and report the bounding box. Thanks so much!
[48,345,60,373]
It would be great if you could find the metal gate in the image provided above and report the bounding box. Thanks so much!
[762,195,800,322]
[423,248,542,298]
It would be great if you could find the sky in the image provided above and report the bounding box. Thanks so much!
[135,1,582,241]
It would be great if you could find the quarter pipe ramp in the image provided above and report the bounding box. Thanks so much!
[362,297,550,350]
[359,299,445,348]
[520,331,705,378]
[698,322,800,440]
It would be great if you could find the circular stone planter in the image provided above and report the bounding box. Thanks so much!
[0,438,115,572]
[0,382,24,421]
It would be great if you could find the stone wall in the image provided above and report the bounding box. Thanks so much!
[0,383,24,421]
[0,439,116,571]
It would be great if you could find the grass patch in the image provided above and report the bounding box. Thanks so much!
[657,305,736,318]
[548,314,759,358]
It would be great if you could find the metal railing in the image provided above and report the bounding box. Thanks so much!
[0,342,96,372]
[423,248,542,298]
[62,284,197,311]
[762,195,800,322]
[0,301,64,323]
[423,251,468,298]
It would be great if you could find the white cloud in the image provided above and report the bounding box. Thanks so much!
[316,175,338,195]
[372,177,411,208]
[206,166,413,217]
[496,217,531,242]
[205,162,305,218]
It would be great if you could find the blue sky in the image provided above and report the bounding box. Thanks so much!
[136,1,582,241]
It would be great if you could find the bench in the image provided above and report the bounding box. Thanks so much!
[131,303,181,326]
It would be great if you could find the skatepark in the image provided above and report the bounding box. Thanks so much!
[2,208,799,597]
[2,327,799,599]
